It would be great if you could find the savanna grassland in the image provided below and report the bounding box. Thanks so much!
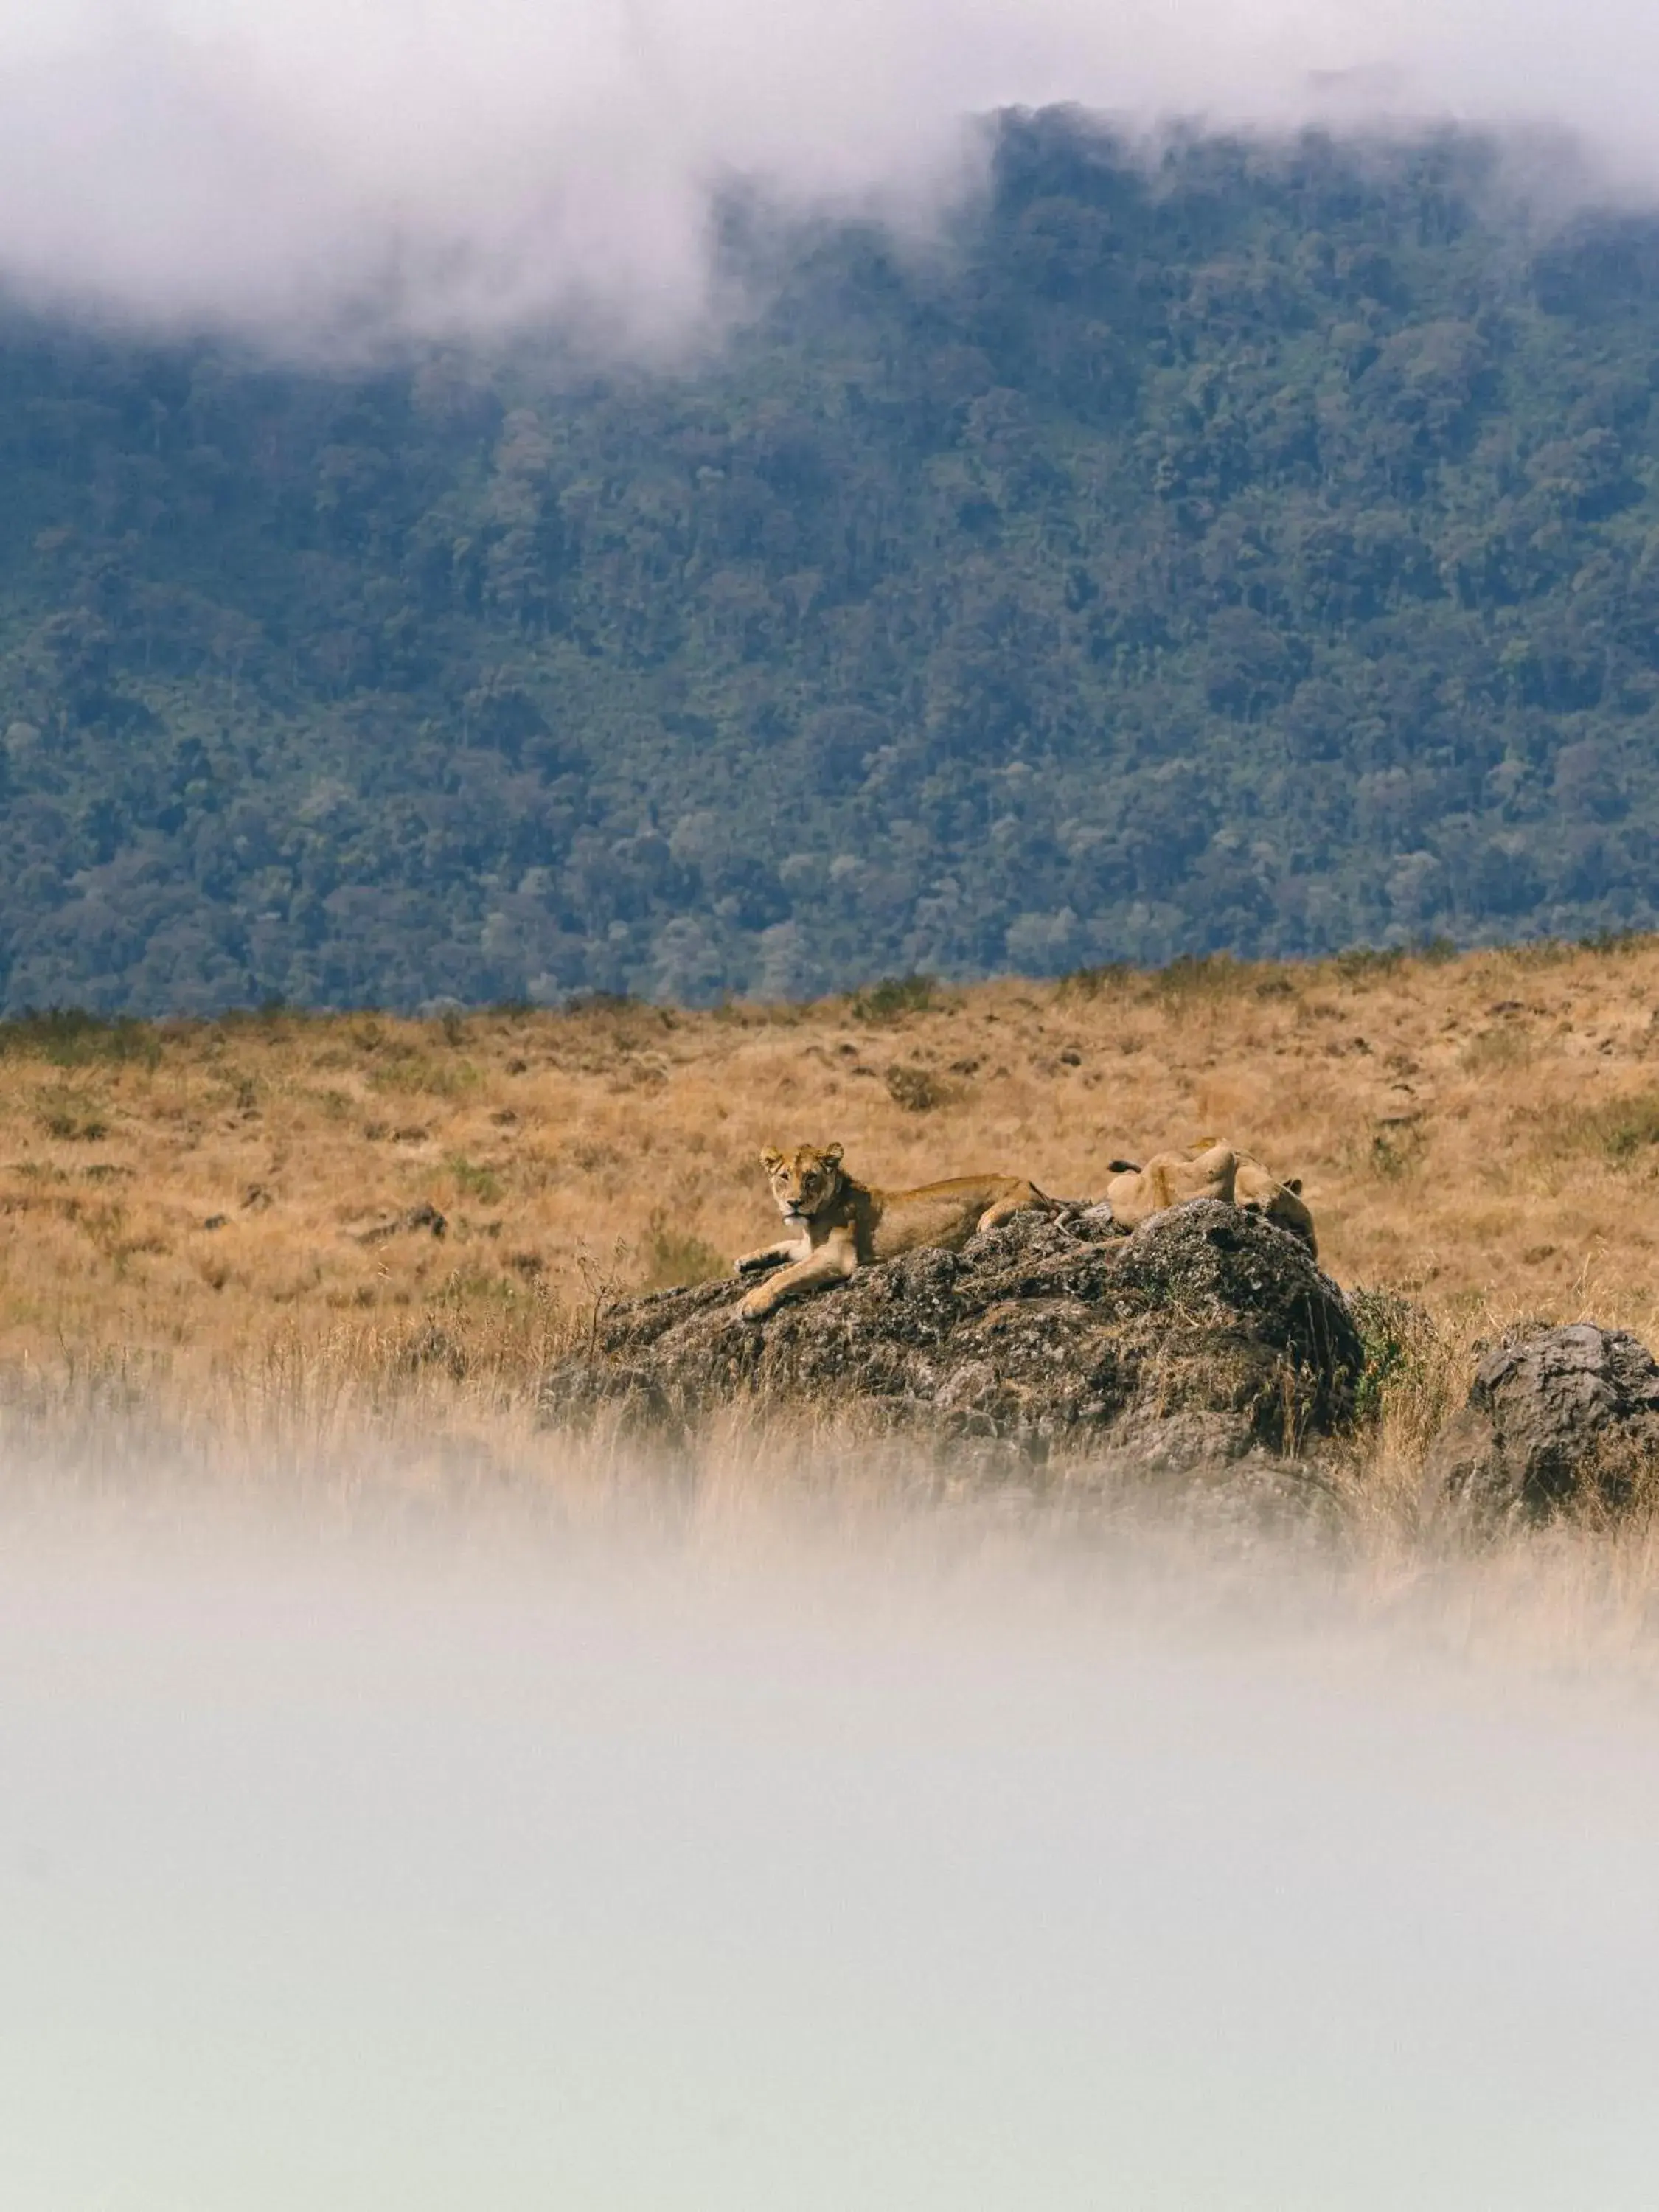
[7,936,1659,1673]
[2,933,1659,1395]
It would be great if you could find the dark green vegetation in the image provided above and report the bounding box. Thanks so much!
[6,113,1659,1012]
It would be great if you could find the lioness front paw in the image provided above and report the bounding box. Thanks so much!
[735,1249,786,1276]
[739,1290,773,1321]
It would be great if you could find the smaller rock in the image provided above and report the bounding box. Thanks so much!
[1424,1322,1659,1518]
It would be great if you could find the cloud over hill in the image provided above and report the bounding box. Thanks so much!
[1,0,1657,344]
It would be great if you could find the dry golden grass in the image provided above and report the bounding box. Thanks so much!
[1,940,1657,1352]
[7,950,1659,1699]
[3,933,1659,1508]
[9,934,1659,1680]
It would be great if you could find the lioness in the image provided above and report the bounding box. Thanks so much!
[1104,1140,1317,1254]
[734,1144,1047,1320]
[1178,1138,1318,1254]
[1103,1143,1237,1231]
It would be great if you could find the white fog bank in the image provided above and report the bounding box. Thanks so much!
[3,1501,1658,2209]
[0,0,1658,343]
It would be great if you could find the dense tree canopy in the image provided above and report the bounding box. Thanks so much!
[2,114,1659,1010]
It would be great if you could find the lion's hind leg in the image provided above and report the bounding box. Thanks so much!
[975,1183,1046,1234]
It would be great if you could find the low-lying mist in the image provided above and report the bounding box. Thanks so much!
[4,1444,1659,2209]
[5,0,1659,345]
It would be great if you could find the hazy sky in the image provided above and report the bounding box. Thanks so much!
[0,1,1655,343]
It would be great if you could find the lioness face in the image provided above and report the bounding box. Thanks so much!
[759,1144,845,1224]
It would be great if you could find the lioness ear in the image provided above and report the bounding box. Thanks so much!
[824,1143,844,1166]
[760,1148,782,1171]
[1286,1177,1302,1195]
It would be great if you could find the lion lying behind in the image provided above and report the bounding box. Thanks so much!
[1227,1151,1316,1253]
[734,1144,1047,1320]
[1105,1139,1317,1254]
[1103,1144,1237,1231]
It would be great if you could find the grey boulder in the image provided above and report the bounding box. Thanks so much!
[1425,1322,1659,1518]
[540,1197,1362,1470]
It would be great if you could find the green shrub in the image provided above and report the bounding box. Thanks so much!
[1334,946,1405,981]
[1152,953,1240,1002]
[1368,1118,1427,1180]
[36,1085,110,1141]
[884,1063,949,1113]
[446,1154,504,1204]
[1348,1287,1440,1425]
[0,1010,159,1069]
[1579,928,1644,956]
[1058,962,1132,1001]
[643,1213,723,1289]
[851,975,938,1022]
[1566,1091,1659,1164]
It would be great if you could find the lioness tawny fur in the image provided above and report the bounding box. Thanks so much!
[1102,1144,1237,1231]
[734,1144,1046,1320]
[1187,1139,1318,1254]
[1102,1140,1317,1254]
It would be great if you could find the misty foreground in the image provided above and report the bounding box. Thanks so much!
[7,1458,1659,2212]
[10,1226,1659,2204]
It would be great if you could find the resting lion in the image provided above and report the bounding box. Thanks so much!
[734,1144,1047,1320]
[1180,1138,1317,1253]
[1105,1139,1317,1255]
[1103,1143,1237,1231]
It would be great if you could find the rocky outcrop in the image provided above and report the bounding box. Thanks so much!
[540,1200,1363,1469]
[1424,1322,1659,1518]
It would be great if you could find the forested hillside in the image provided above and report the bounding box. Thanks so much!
[4,114,1659,1011]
